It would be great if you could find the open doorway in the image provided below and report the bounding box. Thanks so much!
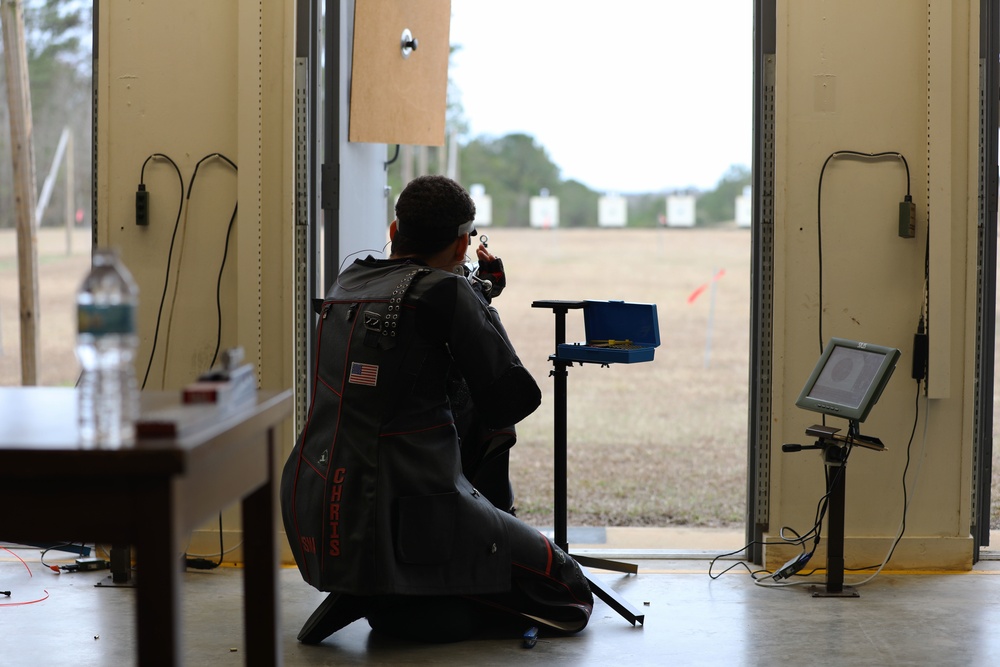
[383,2,756,553]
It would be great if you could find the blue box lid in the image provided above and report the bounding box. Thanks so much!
[582,300,660,348]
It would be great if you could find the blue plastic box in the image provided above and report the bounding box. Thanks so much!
[555,300,660,364]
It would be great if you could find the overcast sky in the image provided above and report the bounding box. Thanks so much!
[448,1,753,194]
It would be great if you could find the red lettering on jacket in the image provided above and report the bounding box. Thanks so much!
[328,467,347,557]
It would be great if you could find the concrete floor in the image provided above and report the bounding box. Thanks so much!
[5,543,1000,666]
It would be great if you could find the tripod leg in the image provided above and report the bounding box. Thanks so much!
[584,572,645,625]
[572,553,638,574]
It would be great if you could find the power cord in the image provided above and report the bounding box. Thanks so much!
[138,153,185,390]
[187,153,239,368]
[182,147,237,564]
[816,150,912,356]
[159,152,238,383]
[0,547,49,607]
[843,378,926,585]
[135,152,238,567]
[712,377,925,587]
[709,451,851,583]
[38,543,105,573]
[137,152,239,387]
[185,513,225,570]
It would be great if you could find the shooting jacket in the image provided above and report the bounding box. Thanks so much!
[280,256,542,596]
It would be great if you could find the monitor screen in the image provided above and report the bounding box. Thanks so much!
[795,338,900,423]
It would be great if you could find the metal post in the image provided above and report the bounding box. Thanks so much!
[812,444,858,598]
[552,335,569,550]
[65,131,74,255]
[826,456,846,593]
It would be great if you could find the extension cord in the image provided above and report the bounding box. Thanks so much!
[76,557,108,571]
[772,552,812,581]
[55,558,108,573]
[185,557,219,570]
[136,184,149,226]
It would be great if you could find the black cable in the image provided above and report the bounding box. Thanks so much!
[384,144,401,169]
[184,513,226,570]
[39,542,83,573]
[139,153,185,390]
[709,450,851,580]
[816,150,911,355]
[181,153,237,568]
[816,150,923,575]
[184,152,238,369]
[132,153,238,568]
[187,152,237,197]
[844,378,923,573]
[708,545,768,579]
[216,512,224,567]
[211,203,239,368]
[813,149,923,575]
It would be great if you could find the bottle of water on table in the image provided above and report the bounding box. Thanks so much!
[76,248,139,447]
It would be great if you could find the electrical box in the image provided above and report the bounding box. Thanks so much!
[898,199,916,238]
[556,300,660,364]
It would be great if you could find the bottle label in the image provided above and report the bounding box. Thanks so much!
[78,304,136,336]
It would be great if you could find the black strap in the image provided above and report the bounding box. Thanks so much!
[362,268,431,350]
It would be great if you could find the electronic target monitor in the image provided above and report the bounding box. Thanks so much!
[795,337,900,423]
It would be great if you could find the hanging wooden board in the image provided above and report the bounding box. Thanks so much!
[349,0,451,146]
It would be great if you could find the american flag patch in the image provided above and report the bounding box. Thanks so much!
[348,362,378,386]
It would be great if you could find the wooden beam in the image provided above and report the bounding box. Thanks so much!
[1,0,41,385]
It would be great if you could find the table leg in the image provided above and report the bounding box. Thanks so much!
[242,428,281,666]
[135,481,182,666]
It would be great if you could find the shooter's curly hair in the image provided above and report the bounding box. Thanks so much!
[392,175,476,256]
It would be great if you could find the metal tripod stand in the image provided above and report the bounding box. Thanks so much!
[782,422,885,597]
[532,300,645,625]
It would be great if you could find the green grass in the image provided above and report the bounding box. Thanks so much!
[494,227,751,529]
[13,226,1000,531]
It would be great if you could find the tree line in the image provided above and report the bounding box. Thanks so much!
[0,0,91,230]
[1,2,749,231]
[387,133,751,229]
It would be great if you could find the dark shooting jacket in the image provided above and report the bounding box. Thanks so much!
[280,257,541,596]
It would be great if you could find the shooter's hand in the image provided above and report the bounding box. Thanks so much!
[475,243,506,299]
[476,244,496,265]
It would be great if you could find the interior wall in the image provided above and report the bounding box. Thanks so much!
[96,0,293,392]
[337,0,393,269]
[768,0,979,569]
[96,1,296,556]
[96,0,392,563]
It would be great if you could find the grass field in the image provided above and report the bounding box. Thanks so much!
[492,227,751,529]
[10,225,1000,532]
[0,228,1000,528]
[0,226,751,531]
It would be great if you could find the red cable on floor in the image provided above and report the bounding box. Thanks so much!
[1,547,50,607]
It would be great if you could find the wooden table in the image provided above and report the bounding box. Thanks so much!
[0,387,292,666]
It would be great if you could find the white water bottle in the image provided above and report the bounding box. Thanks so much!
[76,248,139,447]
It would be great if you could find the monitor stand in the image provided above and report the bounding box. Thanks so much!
[532,300,645,625]
[781,421,884,598]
